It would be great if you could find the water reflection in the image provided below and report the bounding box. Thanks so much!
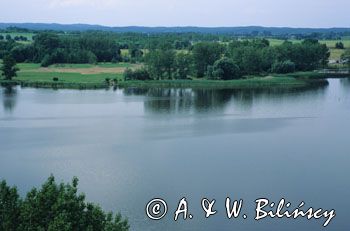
[123,86,328,114]
[0,80,349,231]
[340,77,350,87]
[2,86,17,112]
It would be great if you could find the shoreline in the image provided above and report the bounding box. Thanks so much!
[0,72,338,90]
[0,77,329,90]
[117,78,329,90]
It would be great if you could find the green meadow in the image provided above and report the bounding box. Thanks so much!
[0,61,126,89]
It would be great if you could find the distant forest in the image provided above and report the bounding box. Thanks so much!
[1,23,350,38]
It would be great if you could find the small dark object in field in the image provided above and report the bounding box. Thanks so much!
[53,77,59,82]
[105,78,110,82]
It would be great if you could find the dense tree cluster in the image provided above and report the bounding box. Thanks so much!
[1,32,122,66]
[124,68,150,81]
[141,38,329,80]
[270,60,296,74]
[0,176,129,231]
[207,58,241,80]
[1,54,19,80]
[335,42,345,49]
[341,49,350,67]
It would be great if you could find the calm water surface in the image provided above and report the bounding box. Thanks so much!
[0,79,349,231]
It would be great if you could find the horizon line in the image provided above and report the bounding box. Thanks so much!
[1,22,350,30]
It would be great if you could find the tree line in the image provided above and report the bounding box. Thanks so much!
[125,39,330,81]
[0,34,29,42]
[0,32,123,67]
[0,175,129,231]
[0,31,332,81]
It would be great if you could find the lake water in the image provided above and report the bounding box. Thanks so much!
[0,79,349,231]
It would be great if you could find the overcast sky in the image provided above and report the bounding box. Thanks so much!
[0,0,349,28]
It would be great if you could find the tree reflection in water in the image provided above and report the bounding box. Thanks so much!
[2,86,18,113]
[122,85,328,115]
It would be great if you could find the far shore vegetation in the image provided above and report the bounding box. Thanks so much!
[1,28,350,89]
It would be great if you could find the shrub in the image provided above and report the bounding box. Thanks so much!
[111,57,118,63]
[124,68,150,81]
[341,49,350,66]
[1,54,19,80]
[335,42,344,49]
[210,57,241,80]
[53,77,59,82]
[41,54,52,67]
[271,60,296,74]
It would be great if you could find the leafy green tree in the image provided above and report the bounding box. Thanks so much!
[129,45,144,62]
[0,181,21,230]
[145,50,163,79]
[161,49,176,79]
[335,42,344,49]
[1,54,19,80]
[271,60,296,73]
[341,49,350,67]
[192,42,224,77]
[33,33,60,62]
[275,40,329,71]
[226,40,276,75]
[79,32,122,62]
[11,44,35,63]
[124,68,150,81]
[210,58,241,80]
[145,49,176,79]
[260,47,277,72]
[174,52,193,79]
[0,176,129,231]
[240,46,264,74]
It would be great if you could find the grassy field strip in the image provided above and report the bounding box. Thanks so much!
[47,63,136,68]
[17,62,140,75]
[9,62,136,88]
[29,67,126,74]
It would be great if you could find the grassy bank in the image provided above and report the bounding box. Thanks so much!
[1,74,329,90]
[1,71,123,89]
[0,62,336,90]
[118,75,329,89]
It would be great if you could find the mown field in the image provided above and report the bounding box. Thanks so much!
[0,62,138,88]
